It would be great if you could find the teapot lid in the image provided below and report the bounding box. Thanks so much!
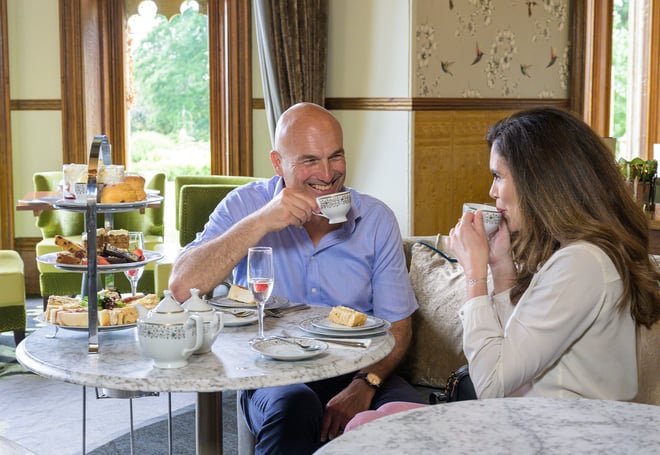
[182,288,213,312]
[141,291,189,324]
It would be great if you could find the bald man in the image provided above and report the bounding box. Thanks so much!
[169,103,425,454]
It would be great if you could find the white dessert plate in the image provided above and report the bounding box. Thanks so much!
[250,337,327,360]
[209,295,288,309]
[311,315,385,332]
[220,309,258,327]
[299,317,391,338]
[37,313,136,332]
[145,189,161,195]
[37,250,163,273]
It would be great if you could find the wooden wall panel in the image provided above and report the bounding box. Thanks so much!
[413,110,515,236]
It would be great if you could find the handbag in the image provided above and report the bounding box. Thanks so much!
[429,364,477,403]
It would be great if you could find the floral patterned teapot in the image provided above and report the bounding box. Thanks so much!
[136,291,203,368]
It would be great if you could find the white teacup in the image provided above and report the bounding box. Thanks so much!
[74,182,103,202]
[316,191,351,224]
[462,203,502,236]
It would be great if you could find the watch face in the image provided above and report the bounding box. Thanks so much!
[366,373,382,387]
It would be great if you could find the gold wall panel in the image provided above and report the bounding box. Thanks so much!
[413,110,515,236]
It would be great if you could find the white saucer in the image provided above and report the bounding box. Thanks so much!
[221,309,258,327]
[299,317,391,338]
[250,337,327,361]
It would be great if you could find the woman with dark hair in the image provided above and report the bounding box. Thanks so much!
[449,107,659,398]
[344,107,659,431]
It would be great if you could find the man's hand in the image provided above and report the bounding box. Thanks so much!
[320,379,375,442]
[259,187,318,230]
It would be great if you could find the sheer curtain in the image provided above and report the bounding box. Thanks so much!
[254,0,328,144]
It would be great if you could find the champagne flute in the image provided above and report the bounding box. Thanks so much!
[124,231,145,296]
[247,246,274,340]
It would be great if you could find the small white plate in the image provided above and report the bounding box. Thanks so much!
[250,337,327,360]
[311,315,385,332]
[299,317,391,338]
[209,295,288,309]
[221,309,258,327]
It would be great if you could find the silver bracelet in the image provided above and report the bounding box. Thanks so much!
[466,277,487,286]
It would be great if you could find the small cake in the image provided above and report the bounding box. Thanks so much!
[106,229,129,250]
[56,251,82,265]
[227,284,255,304]
[82,228,107,253]
[328,305,368,327]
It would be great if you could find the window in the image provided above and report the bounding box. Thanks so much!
[126,0,211,179]
[610,0,651,159]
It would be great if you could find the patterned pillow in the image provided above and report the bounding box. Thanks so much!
[399,241,468,388]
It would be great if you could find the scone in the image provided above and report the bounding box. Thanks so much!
[328,305,368,327]
[100,183,138,203]
[227,284,254,303]
[124,174,147,200]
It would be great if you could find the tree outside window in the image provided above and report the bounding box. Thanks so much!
[126,0,210,180]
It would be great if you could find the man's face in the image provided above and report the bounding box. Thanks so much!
[272,125,346,197]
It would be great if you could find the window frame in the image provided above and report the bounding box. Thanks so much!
[575,0,660,159]
[62,0,254,175]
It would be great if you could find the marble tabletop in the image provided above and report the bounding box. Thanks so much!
[316,397,660,454]
[17,305,394,455]
[17,305,393,392]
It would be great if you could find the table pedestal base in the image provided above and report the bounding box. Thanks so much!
[197,391,223,454]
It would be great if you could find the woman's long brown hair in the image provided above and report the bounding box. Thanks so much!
[486,107,660,328]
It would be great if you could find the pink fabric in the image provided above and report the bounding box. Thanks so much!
[345,402,429,432]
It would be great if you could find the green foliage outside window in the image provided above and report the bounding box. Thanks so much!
[610,0,629,156]
[611,0,629,156]
[129,7,210,178]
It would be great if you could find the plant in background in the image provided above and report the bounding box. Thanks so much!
[617,157,657,209]
[617,157,658,182]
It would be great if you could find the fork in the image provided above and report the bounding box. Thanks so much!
[269,336,321,351]
[219,309,253,318]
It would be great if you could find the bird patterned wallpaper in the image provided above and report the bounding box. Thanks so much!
[414,0,570,98]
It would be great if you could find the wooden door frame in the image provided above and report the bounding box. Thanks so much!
[0,0,14,249]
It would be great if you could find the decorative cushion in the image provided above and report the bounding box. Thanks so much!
[399,241,469,388]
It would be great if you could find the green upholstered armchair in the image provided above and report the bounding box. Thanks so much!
[0,250,26,345]
[174,175,265,247]
[34,171,166,302]
[153,175,265,297]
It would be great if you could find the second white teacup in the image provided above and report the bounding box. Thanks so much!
[462,203,502,236]
[316,191,351,224]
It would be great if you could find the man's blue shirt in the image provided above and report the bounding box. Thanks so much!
[185,176,417,322]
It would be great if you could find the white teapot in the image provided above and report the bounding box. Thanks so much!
[136,291,203,369]
[182,288,223,354]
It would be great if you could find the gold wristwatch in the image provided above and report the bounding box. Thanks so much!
[353,372,382,389]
